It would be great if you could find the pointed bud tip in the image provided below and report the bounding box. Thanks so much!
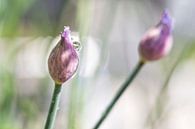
[61,26,71,38]
[160,10,173,28]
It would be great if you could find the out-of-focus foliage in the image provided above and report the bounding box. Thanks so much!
[0,0,34,36]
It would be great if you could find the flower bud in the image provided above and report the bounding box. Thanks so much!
[48,26,79,84]
[138,10,173,62]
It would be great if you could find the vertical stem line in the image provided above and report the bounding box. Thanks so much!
[93,61,145,129]
[44,83,62,129]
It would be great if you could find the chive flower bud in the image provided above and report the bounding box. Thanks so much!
[138,10,173,62]
[48,26,79,84]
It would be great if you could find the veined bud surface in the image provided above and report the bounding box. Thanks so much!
[138,10,173,62]
[48,26,79,84]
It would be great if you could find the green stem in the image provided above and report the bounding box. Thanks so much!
[44,83,62,129]
[92,61,145,129]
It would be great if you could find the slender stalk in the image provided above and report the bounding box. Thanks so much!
[44,83,62,129]
[92,61,145,129]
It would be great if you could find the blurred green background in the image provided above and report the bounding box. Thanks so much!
[1,0,195,129]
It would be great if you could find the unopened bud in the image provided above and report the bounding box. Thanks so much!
[138,10,173,62]
[48,26,79,84]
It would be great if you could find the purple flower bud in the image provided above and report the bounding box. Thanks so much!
[138,10,173,62]
[48,26,79,84]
